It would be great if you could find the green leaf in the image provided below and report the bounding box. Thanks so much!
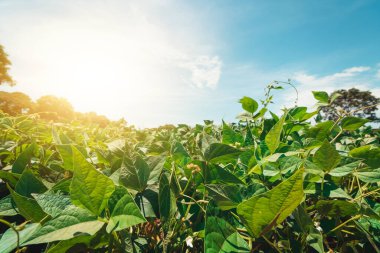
[8,185,47,222]
[313,140,341,172]
[69,146,115,215]
[12,143,37,173]
[316,200,358,217]
[328,161,360,177]
[312,91,329,104]
[341,116,370,131]
[293,206,324,253]
[0,223,41,253]
[33,193,72,218]
[354,168,380,183]
[239,96,258,114]
[159,172,177,222]
[205,164,244,185]
[265,112,286,154]
[0,196,18,216]
[119,156,151,192]
[106,186,146,233]
[205,216,250,253]
[349,145,380,168]
[15,169,47,197]
[24,205,104,245]
[222,121,244,145]
[205,184,242,210]
[0,170,20,187]
[237,168,304,237]
[204,143,242,164]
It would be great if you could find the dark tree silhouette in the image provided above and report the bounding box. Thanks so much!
[321,88,380,121]
[0,45,15,86]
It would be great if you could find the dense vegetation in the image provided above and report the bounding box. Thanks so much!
[0,87,379,253]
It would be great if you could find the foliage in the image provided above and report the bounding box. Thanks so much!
[0,87,379,253]
[0,45,15,86]
[320,88,380,122]
[0,91,34,115]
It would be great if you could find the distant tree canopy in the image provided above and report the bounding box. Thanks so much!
[34,95,76,121]
[321,88,380,121]
[0,91,34,115]
[0,45,15,86]
[0,91,112,126]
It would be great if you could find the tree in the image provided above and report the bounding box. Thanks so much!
[34,95,75,121]
[321,88,380,122]
[0,91,34,115]
[0,45,15,86]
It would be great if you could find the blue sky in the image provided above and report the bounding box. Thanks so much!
[0,0,379,127]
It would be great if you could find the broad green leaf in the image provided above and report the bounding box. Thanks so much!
[56,144,75,171]
[15,169,47,197]
[313,140,341,172]
[349,145,380,168]
[119,156,151,192]
[12,143,37,173]
[46,235,92,253]
[205,184,242,210]
[329,161,360,177]
[0,223,41,253]
[316,200,358,217]
[205,216,250,253]
[204,143,242,164]
[69,146,115,215]
[239,96,258,114]
[0,170,20,187]
[106,186,146,233]
[159,172,176,222]
[222,121,244,145]
[237,168,304,237]
[24,205,104,245]
[8,186,47,222]
[205,164,244,185]
[0,196,18,216]
[341,116,370,131]
[354,168,380,183]
[312,91,329,104]
[306,121,335,142]
[265,112,286,154]
[33,193,72,218]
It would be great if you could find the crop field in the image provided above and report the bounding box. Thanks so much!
[0,89,379,253]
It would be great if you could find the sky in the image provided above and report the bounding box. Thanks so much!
[0,0,379,127]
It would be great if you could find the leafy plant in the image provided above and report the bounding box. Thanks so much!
[0,86,379,252]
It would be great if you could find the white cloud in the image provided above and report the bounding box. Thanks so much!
[179,55,222,89]
[290,66,379,108]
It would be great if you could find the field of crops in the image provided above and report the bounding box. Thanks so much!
[0,90,379,253]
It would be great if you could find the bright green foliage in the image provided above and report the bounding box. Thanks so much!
[349,145,380,168]
[0,88,379,252]
[239,96,258,113]
[106,186,146,232]
[8,186,47,222]
[119,156,151,192]
[341,116,370,131]
[0,223,41,253]
[205,216,249,253]
[265,112,286,153]
[312,91,329,104]
[313,139,341,172]
[24,205,104,244]
[69,146,115,215]
[237,168,304,237]
[12,142,37,173]
[204,143,242,164]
